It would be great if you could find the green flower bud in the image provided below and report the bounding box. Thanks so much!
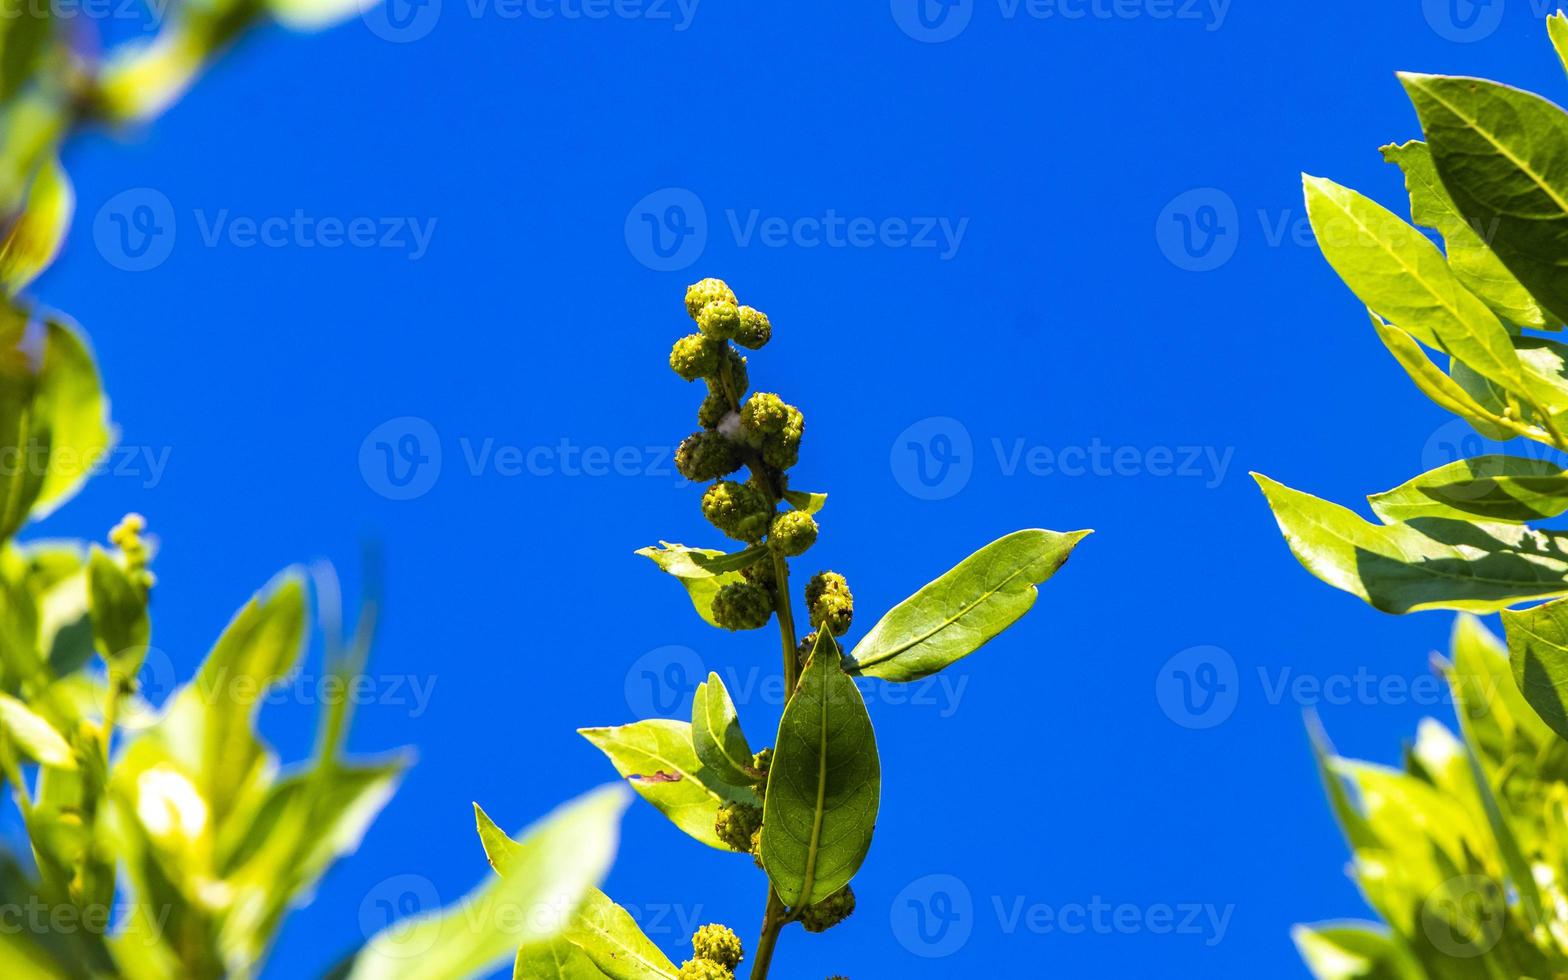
[715,802,763,852]
[702,481,772,543]
[797,885,856,934]
[670,333,721,382]
[685,278,737,320]
[677,959,732,980]
[741,558,775,587]
[750,827,763,868]
[734,306,771,349]
[697,386,731,430]
[711,583,773,631]
[769,511,817,557]
[691,924,744,970]
[697,301,742,341]
[739,392,790,436]
[676,433,742,482]
[805,572,853,637]
[750,747,772,777]
[796,629,819,660]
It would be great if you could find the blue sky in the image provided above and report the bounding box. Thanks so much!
[29,0,1568,976]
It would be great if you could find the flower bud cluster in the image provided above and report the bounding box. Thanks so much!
[679,923,744,979]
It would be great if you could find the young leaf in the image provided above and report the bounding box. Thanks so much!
[0,692,74,769]
[1402,73,1568,329]
[1367,455,1568,524]
[1503,597,1568,741]
[1302,175,1553,412]
[561,890,680,980]
[579,719,758,850]
[846,528,1090,682]
[1366,314,1537,441]
[635,542,765,628]
[1553,11,1568,77]
[345,784,630,980]
[1255,473,1568,613]
[760,631,880,908]
[782,489,827,514]
[690,672,755,787]
[1382,140,1547,330]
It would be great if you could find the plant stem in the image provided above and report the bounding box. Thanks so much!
[100,665,121,767]
[751,535,799,980]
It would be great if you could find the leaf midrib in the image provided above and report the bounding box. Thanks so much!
[854,557,1040,669]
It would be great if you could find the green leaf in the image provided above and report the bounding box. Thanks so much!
[635,542,765,628]
[1367,455,1568,524]
[1382,140,1547,329]
[0,4,52,105]
[690,672,755,787]
[266,0,367,30]
[846,528,1090,682]
[1553,11,1568,77]
[515,939,610,980]
[1402,73,1568,329]
[1503,597,1568,741]
[1302,174,1554,413]
[345,784,630,980]
[86,546,149,669]
[157,571,307,825]
[1255,472,1568,613]
[1293,922,1422,980]
[760,631,880,908]
[579,719,758,850]
[0,157,71,296]
[0,692,73,768]
[476,808,674,980]
[1366,313,1537,442]
[781,489,827,514]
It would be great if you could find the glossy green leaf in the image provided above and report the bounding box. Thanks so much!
[0,692,73,768]
[1293,922,1421,980]
[690,672,755,787]
[1302,174,1554,413]
[846,528,1090,682]
[1255,472,1568,613]
[1403,73,1568,329]
[346,784,630,980]
[1367,455,1568,524]
[1367,313,1539,441]
[579,719,758,850]
[636,542,765,628]
[1382,140,1547,329]
[1552,11,1568,76]
[476,808,673,980]
[0,157,71,296]
[515,939,610,980]
[782,489,827,514]
[761,631,880,908]
[1503,597,1568,741]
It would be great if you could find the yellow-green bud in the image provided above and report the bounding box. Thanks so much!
[698,387,730,430]
[109,513,156,592]
[750,747,772,777]
[702,481,771,543]
[691,924,743,970]
[796,630,819,660]
[750,827,763,868]
[685,278,737,320]
[739,393,803,471]
[806,572,853,636]
[676,959,732,980]
[715,802,763,852]
[734,306,771,349]
[712,583,773,631]
[671,333,721,382]
[697,301,741,341]
[797,886,856,933]
[741,558,775,587]
[676,432,742,482]
[770,511,817,557]
[740,392,790,436]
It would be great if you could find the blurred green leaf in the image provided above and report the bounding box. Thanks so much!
[1403,73,1568,329]
[0,3,53,106]
[346,784,630,980]
[1255,473,1568,613]
[690,672,754,787]
[579,719,757,850]
[0,157,70,296]
[761,631,879,908]
[847,529,1090,682]
[1368,455,1568,524]
[86,547,149,670]
[1292,922,1421,980]
[0,691,72,768]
